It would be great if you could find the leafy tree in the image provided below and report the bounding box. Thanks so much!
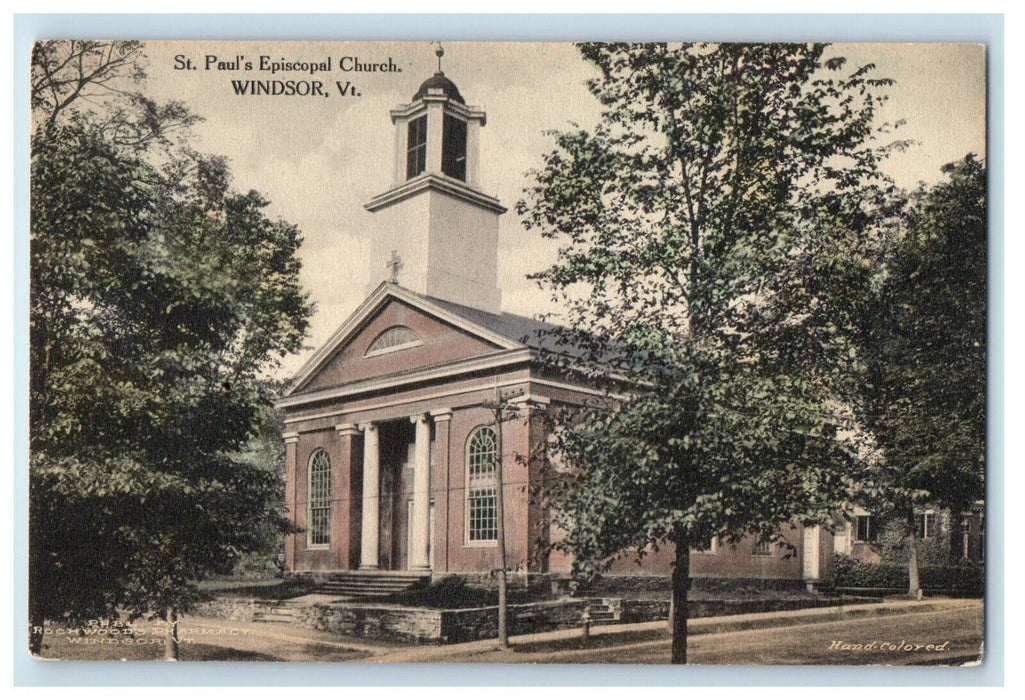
[857,155,986,595]
[31,41,198,148]
[519,42,901,663]
[29,41,313,657]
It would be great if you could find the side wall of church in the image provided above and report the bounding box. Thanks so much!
[437,404,534,575]
[283,370,818,584]
[287,426,362,572]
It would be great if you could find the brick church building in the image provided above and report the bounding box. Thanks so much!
[276,60,834,591]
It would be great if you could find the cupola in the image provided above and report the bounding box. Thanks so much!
[363,45,505,315]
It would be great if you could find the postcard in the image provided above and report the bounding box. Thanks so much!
[28,39,986,665]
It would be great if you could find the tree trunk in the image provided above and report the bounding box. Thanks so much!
[29,612,45,657]
[670,540,690,664]
[164,609,180,661]
[908,516,922,599]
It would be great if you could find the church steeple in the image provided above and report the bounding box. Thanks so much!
[364,46,505,315]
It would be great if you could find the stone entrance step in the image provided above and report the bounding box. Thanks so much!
[312,570,430,598]
[252,605,303,624]
[581,597,623,624]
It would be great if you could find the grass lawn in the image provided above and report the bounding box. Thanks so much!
[33,617,374,663]
[39,639,282,662]
[31,598,983,666]
[197,576,312,601]
[429,599,984,665]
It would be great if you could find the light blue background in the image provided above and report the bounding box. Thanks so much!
[12,12,1005,687]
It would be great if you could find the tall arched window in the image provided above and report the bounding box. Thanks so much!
[308,448,332,546]
[466,426,498,542]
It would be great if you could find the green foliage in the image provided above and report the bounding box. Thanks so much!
[833,555,983,596]
[29,40,312,639]
[872,514,953,567]
[852,156,986,590]
[382,575,536,609]
[520,43,899,574]
[519,44,907,662]
[32,41,199,149]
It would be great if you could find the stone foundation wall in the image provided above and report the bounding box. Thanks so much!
[440,599,590,644]
[195,588,854,645]
[193,598,278,622]
[298,603,443,643]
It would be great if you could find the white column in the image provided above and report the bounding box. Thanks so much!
[359,423,380,570]
[409,413,432,570]
[283,432,299,572]
[465,120,481,188]
[802,525,821,583]
[425,101,445,175]
[392,118,406,186]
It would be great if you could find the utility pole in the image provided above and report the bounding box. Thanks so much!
[481,386,542,650]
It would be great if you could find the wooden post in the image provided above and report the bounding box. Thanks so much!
[494,396,509,649]
[164,609,179,661]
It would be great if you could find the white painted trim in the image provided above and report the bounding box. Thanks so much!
[364,172,506,214]
[282,283,524,397]
[280,347,533,409]
[284,375,529,426]
[464,425,500,546]
[530,377,630,401]
[306,448,333,549]
[509,394,551,406]
[281,373,608,427]
[335,423,361,437]
[363,338,423,359]
[390,99,486,125]
[803,526,821,580]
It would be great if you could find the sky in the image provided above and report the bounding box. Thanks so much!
[139,41,987,377]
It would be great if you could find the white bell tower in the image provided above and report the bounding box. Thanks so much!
[364,46,505,315]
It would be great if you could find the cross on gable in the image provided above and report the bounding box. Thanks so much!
[386,249,404,284]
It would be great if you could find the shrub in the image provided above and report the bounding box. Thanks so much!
[383,575,538,609]
[833,554,983,596]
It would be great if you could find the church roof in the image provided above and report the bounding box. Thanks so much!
[421,294,563,352]
[412,72,465,104]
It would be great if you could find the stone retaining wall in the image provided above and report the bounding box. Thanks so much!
[193,597,277,622]
[298,604,444,643]
[195,594,862,644]
[440,599,590,643]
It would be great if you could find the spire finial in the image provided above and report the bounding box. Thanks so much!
[435,42,444,74]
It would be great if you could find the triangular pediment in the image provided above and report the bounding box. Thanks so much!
[285,283,523,396]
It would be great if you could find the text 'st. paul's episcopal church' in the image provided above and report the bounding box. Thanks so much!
[276,59,834,592]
